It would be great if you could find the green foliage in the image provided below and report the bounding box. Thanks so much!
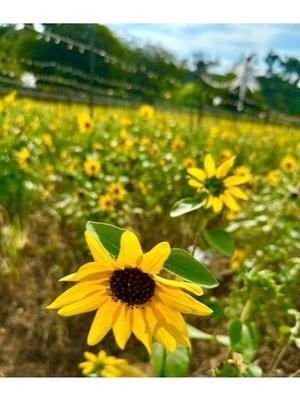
[204,229,234,257]
[151,342,190,377]
[165,248,218,288]
[170,196,206,217]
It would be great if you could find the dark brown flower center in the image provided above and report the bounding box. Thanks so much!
[109,267,155,306]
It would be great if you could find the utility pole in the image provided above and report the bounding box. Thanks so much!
[89,24,96,117]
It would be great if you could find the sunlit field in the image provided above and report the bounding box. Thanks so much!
[0,93,300,377]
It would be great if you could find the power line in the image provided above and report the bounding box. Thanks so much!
[24,25,181,87]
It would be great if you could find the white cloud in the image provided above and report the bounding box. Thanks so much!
[109,24,300,73]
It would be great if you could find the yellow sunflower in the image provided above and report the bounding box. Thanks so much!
[47,230,212,354]
[280,155,297,173]
[187,154,250,213]
[84,159,101,177]
[79,350,141,377]
[139,104,155,119]
[108,182,127,200]
[16,147,30,170]
[183,157,197,170]
[77,112,94,134]
[98,194,115,212]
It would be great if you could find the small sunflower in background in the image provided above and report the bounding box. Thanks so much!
[280,155,297,173]
[187,154,250,213]
[230,249,246,271]
[138,104,155,119]
[183,157,196,170]
[98,193,115,213]
[47,230,212,354]
[77,112,94,134]
[108,182,127,200]
[16,147,30,170]
[84,159,101,178]
[79,350,141,377]
[265,170,281,186]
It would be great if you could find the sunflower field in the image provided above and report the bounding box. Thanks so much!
[0,92,300,377]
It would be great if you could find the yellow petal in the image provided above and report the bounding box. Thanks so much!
[85,231,116,269]
[46,282,103,309]
[221,192,241,212]
[224,175,250,187]
[155,276,203,296]
[132,308,152,354]
[204,154,216,178]
[144,304,158,334]
[140,242,171,274]
[163,322,191,348]
[212,196,223,213]
[151,301,189,346]
[68,263,111,282]
[158,287,213,316]
[57,291,106,316]
[227,186,249,200]
[216,156,236,178]
[187,167,206,182]
[152,301,187,333]
[205,194,214,209]
[84,351,98,363]
[117,230,143,267]
[155,326,177,352]
[87,300,120,346]
[188,179,203,188]
[59,273,77,282]
[112,304,133,350]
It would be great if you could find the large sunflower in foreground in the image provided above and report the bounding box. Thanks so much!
[187,154,250,213]
[47,230,212,354]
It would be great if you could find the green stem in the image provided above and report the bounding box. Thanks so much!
[191,213,208,255]
[160,348,167,377]
[240,297,252,323]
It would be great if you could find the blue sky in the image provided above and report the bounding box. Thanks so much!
[108,24,300,72]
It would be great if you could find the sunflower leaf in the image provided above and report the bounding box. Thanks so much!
[204,229,234,257]
[165,248,218,288]
[86,221,124,257]
[151,342,190,377]
[170,197,206,218]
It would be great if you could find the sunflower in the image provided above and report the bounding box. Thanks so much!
[265,170,281,186]
[47,230,212,354]
[230,249,246,271]
[108,182,127,200]
[84,159,101,177]
[280,155,297,173]
[183,157,196,170]
[16,147,30,170]
[79,350,141,377]
[187,154,250,213]
[77,112,94,134]
[139,104,155,119]
[98,194,115,212]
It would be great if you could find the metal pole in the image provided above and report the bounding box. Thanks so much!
[89,24,96,117]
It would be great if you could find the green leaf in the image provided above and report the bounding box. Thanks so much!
[151,342,190,377]
[165,248,218,288]
[86,221,124,256]
[246,364,263,377]
[170,197,206,218]
[229,320,242,345]
[229,321,259,363]
[187,324,213,340]
[204,229,234,257]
